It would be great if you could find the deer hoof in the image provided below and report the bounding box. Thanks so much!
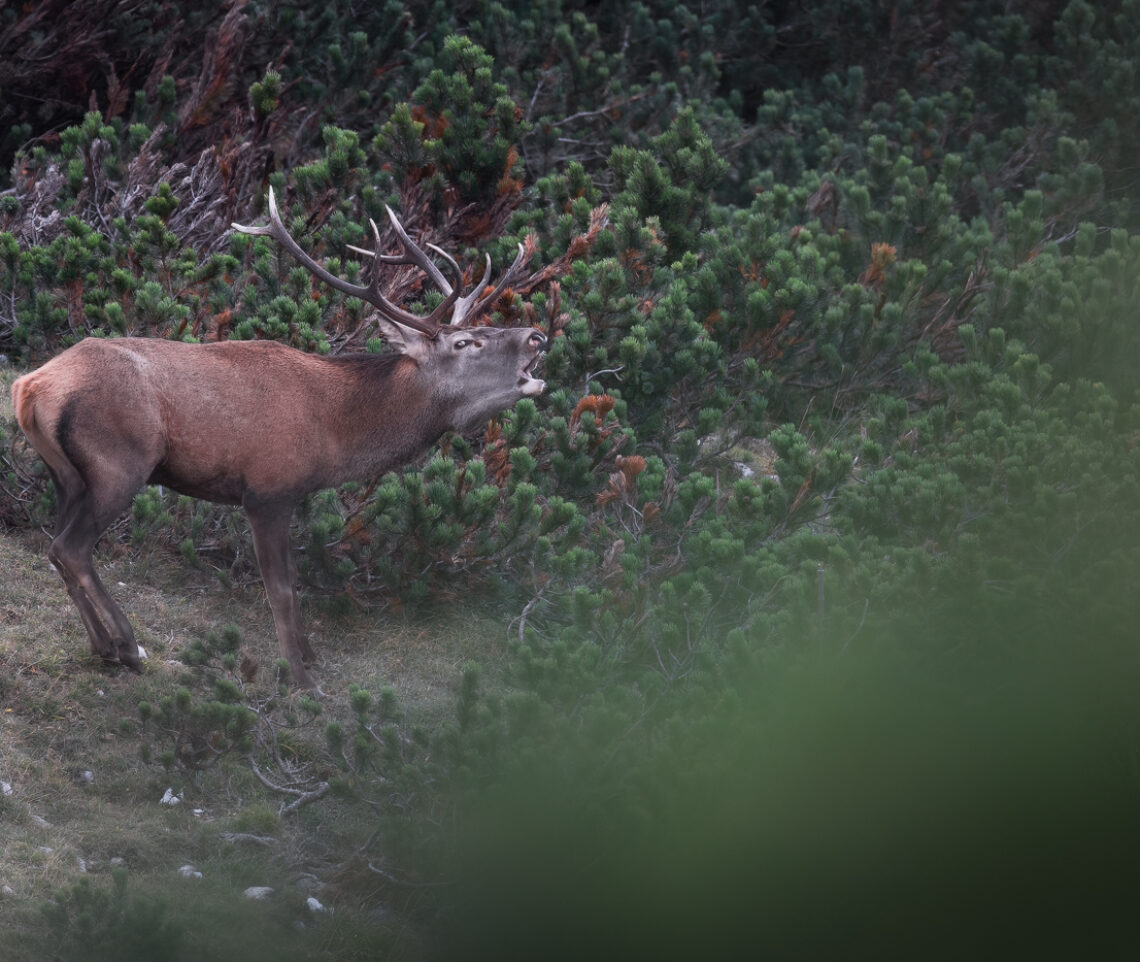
[290,666,322,695]
[114,643,144,673]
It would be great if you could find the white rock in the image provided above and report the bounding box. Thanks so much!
[76,857,87,873]
[1,781,12,796]
[78,771,94,784]
[30,814,51,828]
[37,846,54,855]
[110,857,126,867]
[306,897,332,915]
[137,644,148,660]
[243,886,274,900]
[160,788,182,805]
[178,865,203,879]
[1,885,14,898]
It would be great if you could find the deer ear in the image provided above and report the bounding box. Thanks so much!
[374,317,433,360]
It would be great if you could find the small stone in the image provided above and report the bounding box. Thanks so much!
[306,897,332,915]
[78,771,94,784]
[294,875,321,893]
[110,857,126,867]
[243,886,274,900]
[1,781,12,796]
[30,814,51,828]
[178,865,203,879]
[160,788,182,805]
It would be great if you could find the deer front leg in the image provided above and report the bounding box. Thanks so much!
[245,502,318,690]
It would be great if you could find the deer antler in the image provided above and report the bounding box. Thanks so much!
[233,187,440,336]
[353,207,528,327]
[233,188,528,335]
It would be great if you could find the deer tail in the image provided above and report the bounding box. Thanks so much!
[11,374,35,435]
[11,372,74,482]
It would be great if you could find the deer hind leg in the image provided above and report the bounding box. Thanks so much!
[245,502,318,690]
[16,378,153,670]
[46,464,144,670]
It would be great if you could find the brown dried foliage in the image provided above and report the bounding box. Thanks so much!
[512,203,610,298]
[858,242,898,290]
[0,0,289,253]
[596,454,647,507]
[569,394,616,431]
[0,0,177,122]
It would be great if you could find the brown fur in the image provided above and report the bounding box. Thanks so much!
[13,329,546,689]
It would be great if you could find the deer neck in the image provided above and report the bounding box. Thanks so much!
[333,354,450,483]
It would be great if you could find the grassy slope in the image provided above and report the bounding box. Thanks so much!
[0,363,511,960]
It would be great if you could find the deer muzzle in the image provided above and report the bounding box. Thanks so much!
[519,331,547,396]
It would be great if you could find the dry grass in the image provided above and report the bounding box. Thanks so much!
[0,376,517,959]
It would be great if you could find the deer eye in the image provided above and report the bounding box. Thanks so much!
[453,339,471,349]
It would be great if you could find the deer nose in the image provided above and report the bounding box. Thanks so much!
[528,330,547,349]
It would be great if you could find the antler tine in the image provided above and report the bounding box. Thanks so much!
[449,254,494,328]
[451,243,528,327]
[348,206,467,327]
[480,242,527,309]
[356,216,457,319]
[340,203,530,327]
[426,242,461,275]
[382,206,455,294]
[233,187,439,336]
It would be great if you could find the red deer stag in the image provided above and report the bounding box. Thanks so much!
[11,188,548,690]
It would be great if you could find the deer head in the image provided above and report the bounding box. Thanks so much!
[233,187,547,432]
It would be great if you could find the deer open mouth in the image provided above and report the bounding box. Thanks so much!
[518,352,546,396]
